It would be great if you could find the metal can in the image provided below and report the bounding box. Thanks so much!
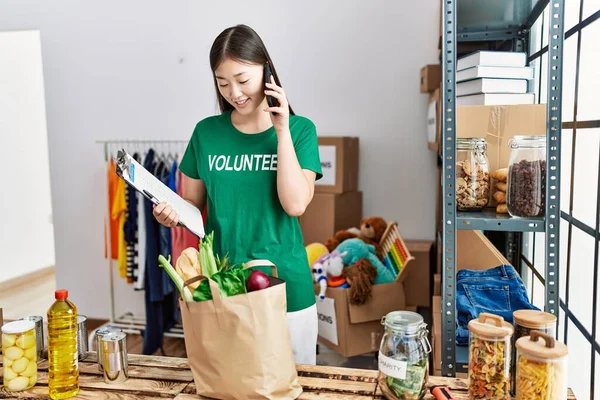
[95,326,123,371]
[100,331,129,384]
[76,315,88,360]
[18,316,44,361]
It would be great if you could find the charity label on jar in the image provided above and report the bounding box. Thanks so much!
[378,353,408,380]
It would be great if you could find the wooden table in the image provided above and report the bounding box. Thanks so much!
[0,352,576,399]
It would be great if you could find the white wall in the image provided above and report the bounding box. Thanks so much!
[0,0,440,319]
[0,30,55,284]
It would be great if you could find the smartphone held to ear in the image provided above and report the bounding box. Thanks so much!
[263,62,280,113]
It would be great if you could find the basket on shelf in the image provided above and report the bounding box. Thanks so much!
[379,221,415,283]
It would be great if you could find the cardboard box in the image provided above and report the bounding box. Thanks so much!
[432,104,545,186]
[315,137,359,194]
[315,280,406,357]
[435,230,442,274]
[436,165,442,232]
[432,295,441,373]
[404,240,434,308]
[420,64,441,93]
[299,191,362,245]
[457,104,546,174]
[434,273,441,296]
[427,88,441,152]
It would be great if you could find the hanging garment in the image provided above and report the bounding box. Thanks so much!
[158,160,174,297]
[105,158,120,260]
[142,149,177,355]
[124,152,141,284]
[455,264,539,346]
[111,176,128,279]
[171,156,201,262]
[134,161,147,291]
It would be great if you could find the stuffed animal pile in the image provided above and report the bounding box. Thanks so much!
[305,216,399,305]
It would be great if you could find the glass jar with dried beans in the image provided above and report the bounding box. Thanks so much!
[507,136,547,218]
[456,138,490,211]
[513,310,557,344]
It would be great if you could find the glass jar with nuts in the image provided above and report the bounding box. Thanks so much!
[456,138,490,211]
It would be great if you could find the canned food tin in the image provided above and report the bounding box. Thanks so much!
[100,331,129,384]
[18,316,44,361]
[95,326,123,371]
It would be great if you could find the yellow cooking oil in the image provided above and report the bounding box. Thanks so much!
[47,289,80,399]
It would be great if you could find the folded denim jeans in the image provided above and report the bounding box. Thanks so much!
[455,265,539,346]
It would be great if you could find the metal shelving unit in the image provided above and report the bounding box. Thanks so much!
[440,0,565,376]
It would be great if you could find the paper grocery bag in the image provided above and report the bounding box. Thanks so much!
[179,260,303,400]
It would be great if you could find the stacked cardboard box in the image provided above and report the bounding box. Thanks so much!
[299,137,361,245]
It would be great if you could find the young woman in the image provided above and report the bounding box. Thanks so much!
[153,24,322,364]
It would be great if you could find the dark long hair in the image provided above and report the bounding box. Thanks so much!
[209,24,294,115]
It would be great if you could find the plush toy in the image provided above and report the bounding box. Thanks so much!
[312,250,348,300]
[325,217,388,259]
[305,242,329,272]
[335,238,396,284]
[342,259,378,305]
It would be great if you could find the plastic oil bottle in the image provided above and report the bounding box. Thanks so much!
[47,289,80,399]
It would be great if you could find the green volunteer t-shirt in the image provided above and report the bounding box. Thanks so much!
[179,110,323,312]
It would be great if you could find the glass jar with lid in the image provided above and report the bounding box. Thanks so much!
[511,310,557,394]
[513,309,557,343]
[2,320,38,392]
[378,311,431,400]
[507,135,547,218]
[468,313,514,400]
[515,331,568,400]
[456,138,490,211]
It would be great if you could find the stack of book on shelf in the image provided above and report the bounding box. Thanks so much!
[456,51,535,106]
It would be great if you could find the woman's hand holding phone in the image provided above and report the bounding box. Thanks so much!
[264,75,290,136]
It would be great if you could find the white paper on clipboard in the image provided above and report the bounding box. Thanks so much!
[115,149,205,238]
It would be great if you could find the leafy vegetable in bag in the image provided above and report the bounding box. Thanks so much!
[160,230,272,302]
[193,264,250,301]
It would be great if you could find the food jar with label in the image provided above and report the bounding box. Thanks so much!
[2,320,38,392]
[378,311,431,400]
[468,313,514,400]
[515,331,568,400]
[456,138,490,211]
[507,135,547,218]
[511,310,557,394]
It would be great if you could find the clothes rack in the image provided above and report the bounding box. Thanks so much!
[94,139,190,349]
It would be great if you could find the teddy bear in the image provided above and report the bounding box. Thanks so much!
[325,217,388,259]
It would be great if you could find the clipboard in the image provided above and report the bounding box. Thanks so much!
[114,149,205,238]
